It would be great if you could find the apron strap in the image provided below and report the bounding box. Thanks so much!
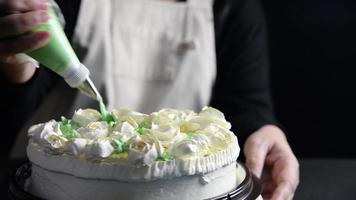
[187,0,214,5]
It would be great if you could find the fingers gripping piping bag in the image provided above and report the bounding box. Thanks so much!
[27,5,105,108]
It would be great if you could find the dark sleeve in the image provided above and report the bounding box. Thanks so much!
[211,0,279,147]
[0,0,81,155]
[0,69,59,155]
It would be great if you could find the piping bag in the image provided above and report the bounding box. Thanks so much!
[26,6,109,116]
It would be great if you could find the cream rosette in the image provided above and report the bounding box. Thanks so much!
[150,124,186,149]
[127,134,164,166]
[86,138,114,159]
[170,133,212,158]
[28,120,68,150]
[77,121,109,140]
[171,139,202,158]
[179,121,201,133]
[112,108,148,128]
[63,138,88,156]
[186,107,232,130]
[149,108,195,127]
[148,109,196,148]
[194,124,235,150]
[110,122,136,142]
[72,109,102,127]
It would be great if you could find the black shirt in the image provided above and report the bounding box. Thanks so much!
[0,0,277,155]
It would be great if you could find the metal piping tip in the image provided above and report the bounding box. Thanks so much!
[77,78,101,101]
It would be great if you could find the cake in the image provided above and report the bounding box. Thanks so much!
[27,107,241,200]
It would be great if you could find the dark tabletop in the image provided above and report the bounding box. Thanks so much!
[1,158,356,200]
[295,159,356,200]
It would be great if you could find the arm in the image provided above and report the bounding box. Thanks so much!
[212,0,299,199]
[0,0,81,155]
[0,68,59,155]
[0,0,51,155]
[212,0,275,147]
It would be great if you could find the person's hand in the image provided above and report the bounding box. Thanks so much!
[244,125,299,200]
[0,0,50,83]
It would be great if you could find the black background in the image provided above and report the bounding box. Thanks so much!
[261,0,356,157]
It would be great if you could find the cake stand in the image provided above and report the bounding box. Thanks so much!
[9,161,262,200]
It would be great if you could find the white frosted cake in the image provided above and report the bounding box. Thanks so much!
[27,107,241,200]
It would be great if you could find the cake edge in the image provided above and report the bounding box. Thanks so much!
[27,137,240,182]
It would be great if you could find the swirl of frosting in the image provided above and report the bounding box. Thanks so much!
[111,132,136,143]
[112,109,148,128]
[150,109,195,127]
[195,125,233,149]
[63,138,87,156]
[110,122,137,142]
[28,123,45,139]
[142,134,164,156]
[197,107,232,130]
[86,138,114,158]
[127,135,163,166]
[150,124,186,148]
[179,121,200,133]
[171,139,200,158]
[206,124,235,138]
[191,134,210,148]
[43,131,68,149]
[72,109,101,127]
[28,120,67,149]
[77,121,109,140]
[171,132,219,158]
[199,106,225,119]
[119,121,136,133]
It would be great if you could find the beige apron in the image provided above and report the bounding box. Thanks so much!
[10,0,216,157]
[72,0,217,113]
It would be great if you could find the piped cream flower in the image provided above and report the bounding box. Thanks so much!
[112,109,147,128]
[198,107,232,129]
[72,109,101,127]
[195,125,232,149]
[127,134,163,166]
[29,120,67,149]
[63,138,87,156]
[87,138,114,158]
[77,121,109,140]
[149,108,194,127]
[150,124,185,148]
[171,140,200,158]
[43,130,68,149]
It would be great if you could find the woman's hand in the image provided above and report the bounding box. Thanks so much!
[244,125,299,200]
[0,0,50,83]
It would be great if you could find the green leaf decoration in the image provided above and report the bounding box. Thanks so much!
[139,122,151,129]
[135,122,151,135]
[135,127,146,135]
[108,120,117,128]
[158,152,174,161]
[102,113,116,127]
[187,131,193,139]
[113,139,128,153]
[59,117,80,141]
